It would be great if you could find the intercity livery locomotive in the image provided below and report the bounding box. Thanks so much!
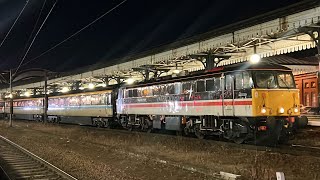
[0,62,308,144]
[117,62,307,144]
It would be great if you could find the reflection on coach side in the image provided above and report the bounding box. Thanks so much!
[2,90,113,126]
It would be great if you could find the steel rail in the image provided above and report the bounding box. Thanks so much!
[0,135,77,180]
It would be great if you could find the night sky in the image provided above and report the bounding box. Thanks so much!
[0,0,308,73]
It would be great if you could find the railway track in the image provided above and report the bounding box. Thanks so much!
[10,119,320,158]
[0,135,77,180]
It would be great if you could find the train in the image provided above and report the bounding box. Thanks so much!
[0,61,308,145]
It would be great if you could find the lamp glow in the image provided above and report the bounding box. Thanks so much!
[261,107,267,114]
[61,87,69,93]
[250,54,260,64]
[172,69,181,74]
[127,78,135,84]
[24,91,31,97]
[88,83,95,89]
[279,107,285,114]
[294,107,299,113]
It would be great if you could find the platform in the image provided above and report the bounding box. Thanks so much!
[306,115,320,126]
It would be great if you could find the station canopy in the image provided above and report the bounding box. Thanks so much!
[0,0,319,97]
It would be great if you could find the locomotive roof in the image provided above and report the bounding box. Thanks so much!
[123,61,292,88]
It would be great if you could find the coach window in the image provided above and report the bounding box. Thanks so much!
[142,87,152,97]
[206,79,215,91]
[132,89,138,97]
[167,84,175,94]
[182,81,194,94]
[196,80,205,92]
[243,71,252,89]
[81,95,91,105]
[106,94,111,105]
[159,85,166,95]
[128,89,133,97]
[225,75,233,90]
[123,90,128,98]
[174,83,182,94]
[214,77,221,91]
[234,73,243,90]
[91,95,100,105]
[59,98,65,107]
[153,86,160,96]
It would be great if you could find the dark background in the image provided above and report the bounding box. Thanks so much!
[0,0,311,73]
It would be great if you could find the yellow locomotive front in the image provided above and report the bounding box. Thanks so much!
[249,69,307,143]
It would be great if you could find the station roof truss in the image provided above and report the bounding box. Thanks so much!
[1,1,320,96]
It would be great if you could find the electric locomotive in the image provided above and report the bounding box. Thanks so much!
[117,62,308,144]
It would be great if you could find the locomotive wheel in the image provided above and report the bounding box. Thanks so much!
[232,121,250,144]
[128,124,133,131]
[194,124,205,139]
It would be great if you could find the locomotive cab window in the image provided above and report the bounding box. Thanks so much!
[254,71,277,88]
[277,72,295,88]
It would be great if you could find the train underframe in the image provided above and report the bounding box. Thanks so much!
[4,113,116,128]
[118,114,306,145]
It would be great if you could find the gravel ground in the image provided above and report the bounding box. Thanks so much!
[0,120,319,180]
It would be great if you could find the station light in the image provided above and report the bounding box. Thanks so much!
[127,78,135,85]
[250,54,261,64]
[6,94,13,99]
[24,91,31,97]
[101,83,107,87]
[88,83,95,89]
[61,87,69,93]
[172,69,181,74]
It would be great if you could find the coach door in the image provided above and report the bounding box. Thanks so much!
[223,74,235,116]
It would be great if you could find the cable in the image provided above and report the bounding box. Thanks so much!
[21,0,128,68]
[19,0,47,61]
[0,0,30,49]
[14,0,58,75]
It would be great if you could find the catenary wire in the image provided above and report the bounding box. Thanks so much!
[14,0,58,75]
[18,0,47,64]
[0,0,30,50]
[21,0,128,68]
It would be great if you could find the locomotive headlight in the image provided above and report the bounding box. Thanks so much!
[261,107,267,114]
[294,107,299,113]
[279,107,285,114]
